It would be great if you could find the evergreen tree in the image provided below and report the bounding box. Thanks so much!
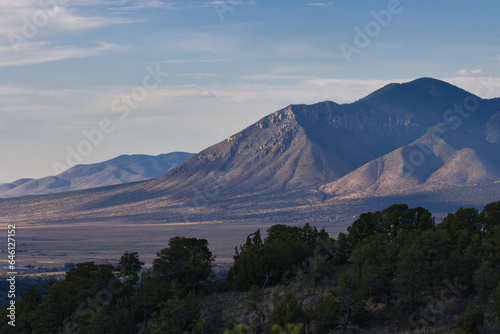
[153,237,215,293]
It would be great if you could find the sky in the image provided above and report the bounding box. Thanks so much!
[1,0,500,181]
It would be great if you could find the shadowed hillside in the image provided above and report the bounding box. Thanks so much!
[0,78,499,228]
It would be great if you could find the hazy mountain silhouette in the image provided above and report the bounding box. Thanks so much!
[0,152,194,198]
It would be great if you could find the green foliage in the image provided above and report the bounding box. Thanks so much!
[8,200,500,333]
[17,285,43,333]
[153,236,215,293]
[346,204,434,247]
[223,324,250,334]
[311,288,366,333]
[270,323,304,334]
[492,281,500,321]
[270,291,306,327]
[456,305,484,334]
[147,291,200,334]
[31,262,116,334]
[473,261,500,298]
[395,229,452,310]
[437,207,481,250]
[227,229,266,291]
[228,224,332,290]
[347,233,398,306]
[116,251,144,281]
[479,200,500,233]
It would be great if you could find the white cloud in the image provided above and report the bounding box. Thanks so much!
[181,73,218,78]
[164,32,245,54]
[306,2,334,6]
[451,69,488,77]
[158,59,229,64]
[441,75,500,99]
[270,41,340,59]
[242,74,312,81]
[178,91,217,98]
[0,3,131,39]
[0,41,125,67]
[116,0,174,11]
[0,85,35,96]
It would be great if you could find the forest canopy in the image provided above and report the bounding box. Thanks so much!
[2,201,500,333]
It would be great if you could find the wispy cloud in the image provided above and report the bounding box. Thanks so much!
[181,73,218,78]
[192,1,256,6]
[242,74,312,81]
[450,69,488,77]
[116,0,174,11]
[441,75,500,98]
[158,59,229,64]
[0,41,126,67]
[0,3,131,38]
[178,91,217,98]
[306,2,334,6]
[164,32,244,54]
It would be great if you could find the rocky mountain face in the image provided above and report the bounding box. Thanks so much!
[0,78,498,226]
[143,78,499,198]
[0,152,194,198]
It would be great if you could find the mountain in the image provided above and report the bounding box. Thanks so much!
[320,122,500,198]
[0,78,499,227]
[0,152,195,198]
[142,78,498,196]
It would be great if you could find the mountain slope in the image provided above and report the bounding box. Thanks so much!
[0,78,499,227]
[320,114,500,198]
[140,78,499,198]
[0,152,194,198]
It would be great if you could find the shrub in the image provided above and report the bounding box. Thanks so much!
[456,305,484,334]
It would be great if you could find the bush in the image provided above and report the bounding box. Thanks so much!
[456,305,484,334]
[311,288,367,333]
[147,291,200,334]
[228,224,332,290]
[492,281,500,321]
[270,292,306,328]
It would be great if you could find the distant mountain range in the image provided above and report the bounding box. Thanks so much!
[0,152,194,198]
[1,78,499,226]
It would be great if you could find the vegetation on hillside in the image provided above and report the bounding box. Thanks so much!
[2,201,500,333]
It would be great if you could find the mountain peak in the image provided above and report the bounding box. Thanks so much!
[358,77,474,105]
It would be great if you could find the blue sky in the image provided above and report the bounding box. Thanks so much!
[1,0,500,181]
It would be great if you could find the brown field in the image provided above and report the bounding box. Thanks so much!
[3,220,348,269]
[2,183,498,270]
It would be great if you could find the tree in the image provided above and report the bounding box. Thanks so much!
[228,225,333,290]
[311,288,367,333]
[270,291,306,328]
[227,229,268,290]
[153,237,215,292]
[479,200,500,233]
[31,262,116,334]
[397,229,451,303]
[17,285,43,333]
[346,211,380,245]
[116,251,144,281]
[492,281,500,321]
[437,207,481,250]
[456,305,484,334]
[473,260,500,298]
[147,291,201,334]
[346,205,434,247]
[347,233,398,307]
[396,242,426,311]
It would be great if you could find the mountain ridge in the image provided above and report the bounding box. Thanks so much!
[0,152,195,198]
[0,77,499,227]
